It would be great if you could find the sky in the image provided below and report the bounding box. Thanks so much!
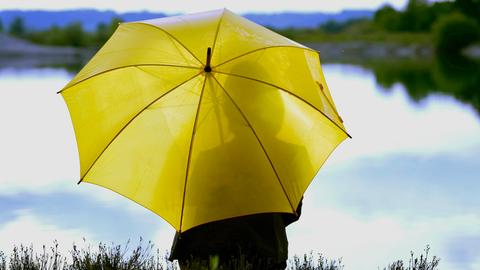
[0,0,411,13]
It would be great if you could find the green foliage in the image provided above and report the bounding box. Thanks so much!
[319,19,370,34]
[62,22,87,47]
[94,17,122,46]
[19,17,122,48]
[0,240,441,270]
[276,0,478,42]
[377,0,480,34]
[383,246,440,270]
[0,251,6,270]
[8,242,67,270]
[319,20,345,34]
[454,0,480,23]
[288,253,344,270]
[8,17,26,37]
[401,0,435,32]
[0,19,4,33]
[363,54,480,116]
[374,5,402,31]
[432,12,480,53]
[26,25,67,46]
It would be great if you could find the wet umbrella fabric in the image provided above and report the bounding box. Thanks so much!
[59,9,350,232]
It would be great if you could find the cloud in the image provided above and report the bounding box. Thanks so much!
[287,201,480,270]
[445,235,480,270]
[0,210,90,255]
[322,64,480,166]
[0,190,167,245]
[0,68,78,195]
[312,151,480,220]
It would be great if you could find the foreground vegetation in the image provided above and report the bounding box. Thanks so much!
[0,240,439,270]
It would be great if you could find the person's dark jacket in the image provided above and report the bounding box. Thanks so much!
[169,198,303,265]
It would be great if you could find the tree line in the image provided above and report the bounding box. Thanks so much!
[1,0,479,53]
[374,0,480,53]
[0,16,122,48]
[276,0,480,54]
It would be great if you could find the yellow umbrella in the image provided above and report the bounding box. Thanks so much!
[59,9,350,233]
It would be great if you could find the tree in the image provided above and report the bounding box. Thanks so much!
[454,0,480,23]
[94,22,109,45]
[319,20,345,34]
[9,17,26,37]
[108,17,123,34]
[399,0,435,31]
[94,17,123,47]
[374,4,402,31]
[0,19,3,33]
[433,12,480,53]
[63,22,86,47]
[46,25,66,46]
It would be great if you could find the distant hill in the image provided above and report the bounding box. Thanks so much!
[0,9,167,31]
[246,10,373,28]
[0,9,373,31]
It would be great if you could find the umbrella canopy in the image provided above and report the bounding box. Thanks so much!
[59,9,350,232]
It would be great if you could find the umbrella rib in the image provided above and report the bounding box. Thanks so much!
[214,71,352,139]
[210,9,226,56]
[134,22,204,65]
[213,45,317,69]
[211,75,298,215]
[316,81,343,123]
[58,64,201,94]
[78,71,203,183]
[179,73,208,232]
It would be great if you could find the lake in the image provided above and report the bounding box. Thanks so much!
[0,55,479,270]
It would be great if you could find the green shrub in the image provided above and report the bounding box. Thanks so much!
[0,240,440,270]
[288,252,343,270]
[0,251,6,270]
[8,17,26,37]
[374,5,402,32]
[433,12,480,54]
[383,246,440,270]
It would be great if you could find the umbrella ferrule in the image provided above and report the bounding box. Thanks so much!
[204,47,212,72]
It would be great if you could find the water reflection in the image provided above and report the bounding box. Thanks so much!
[4,52,478,119]
[1,56,479,270]
[0,54,90,74]
[355,54,480,117]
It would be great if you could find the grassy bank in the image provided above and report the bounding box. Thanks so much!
[0,240,439,270]
[276,28,431,45]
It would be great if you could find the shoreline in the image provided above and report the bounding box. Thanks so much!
[1,33,478,69]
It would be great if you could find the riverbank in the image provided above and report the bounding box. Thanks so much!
[306,41,433,62]
[1,33,478,69]
[0,33,92,69]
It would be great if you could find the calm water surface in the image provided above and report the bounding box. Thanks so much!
[0,59,479,270]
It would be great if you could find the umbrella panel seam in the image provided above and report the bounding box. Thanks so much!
[214,71,351,138]
[210,9,227,60]
[179,73,209,232]
[78,71,203,182]
[134,22,204,66]
[212,45,317,69]
[58,64,201,94]
[210,74,297,215]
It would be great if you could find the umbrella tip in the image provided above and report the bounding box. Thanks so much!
[204,47,212,72]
